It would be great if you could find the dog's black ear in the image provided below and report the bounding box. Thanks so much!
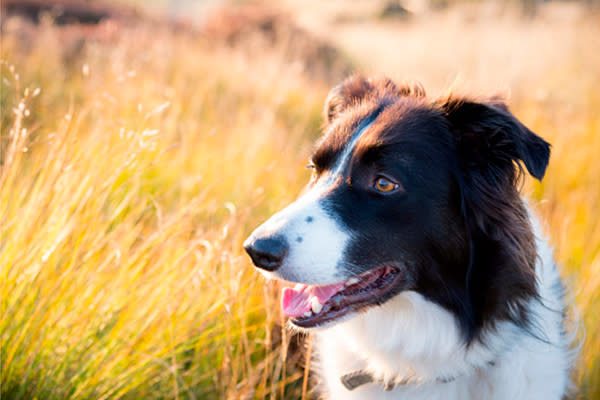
[438,96,547,341]
[439,96,550,181]
[324,76,426,124]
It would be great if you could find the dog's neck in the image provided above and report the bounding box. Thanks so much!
[313,212,572,399]
[316,290,519,385]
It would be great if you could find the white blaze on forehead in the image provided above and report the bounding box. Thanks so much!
[328,117,377,181]
[249,115,377,284]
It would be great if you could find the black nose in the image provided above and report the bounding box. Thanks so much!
[244,236,288,271]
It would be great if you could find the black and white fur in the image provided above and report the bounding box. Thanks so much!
[244,76,574,399]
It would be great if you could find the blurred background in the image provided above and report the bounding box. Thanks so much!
[1,0,598,399]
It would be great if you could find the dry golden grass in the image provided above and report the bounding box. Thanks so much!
[1,19,327,399]
[1,3,599,399]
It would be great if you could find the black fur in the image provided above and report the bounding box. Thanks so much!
[313,76,550,341]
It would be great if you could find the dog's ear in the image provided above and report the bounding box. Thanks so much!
[438,96,547,340]
[439,95,550,181]
[324,76,426,124]
[324,76,373,124]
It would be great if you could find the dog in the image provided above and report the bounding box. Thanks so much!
[244,76,573,399]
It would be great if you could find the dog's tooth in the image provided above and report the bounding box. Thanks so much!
[345,277,360,286]
[312,302,323,314]
[311,297,323,314]
[304,311,312,317]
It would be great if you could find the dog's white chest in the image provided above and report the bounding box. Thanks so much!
[314,230,572,400]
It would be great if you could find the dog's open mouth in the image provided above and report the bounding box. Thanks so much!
[281,266,403,328]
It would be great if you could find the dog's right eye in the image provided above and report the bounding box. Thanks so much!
[373,176,400,194]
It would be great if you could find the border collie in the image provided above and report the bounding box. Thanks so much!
[244,76,573,399]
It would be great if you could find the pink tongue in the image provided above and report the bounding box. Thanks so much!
[281,282,344,317]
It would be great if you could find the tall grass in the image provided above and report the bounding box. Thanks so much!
[1,4,599,399]
[1,21,325,399]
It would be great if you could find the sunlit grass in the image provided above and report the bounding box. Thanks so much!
[1,5,599,399]
[1,21,325,399]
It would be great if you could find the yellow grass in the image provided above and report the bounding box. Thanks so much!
[1,3,599,399]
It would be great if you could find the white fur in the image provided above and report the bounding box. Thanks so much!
[313,211,574,400]
[249,121,374,285]
[251,189,349,284]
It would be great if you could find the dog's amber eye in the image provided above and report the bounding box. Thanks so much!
[374,177,398,193]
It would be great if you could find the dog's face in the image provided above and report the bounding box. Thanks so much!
[244,76,550,337]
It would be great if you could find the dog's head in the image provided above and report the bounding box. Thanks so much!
[244,76,550,339]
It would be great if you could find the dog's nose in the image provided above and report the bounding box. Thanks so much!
[244,236,288,271]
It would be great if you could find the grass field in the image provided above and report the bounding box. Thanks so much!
[1,2,599,399]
